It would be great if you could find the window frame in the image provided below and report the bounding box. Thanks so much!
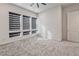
[9,12,37,38]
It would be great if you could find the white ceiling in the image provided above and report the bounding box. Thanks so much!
[13,3,71,13]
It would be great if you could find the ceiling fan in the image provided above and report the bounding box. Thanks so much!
[30,3,47,8]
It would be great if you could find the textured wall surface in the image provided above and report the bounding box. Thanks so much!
[0,36,79,56]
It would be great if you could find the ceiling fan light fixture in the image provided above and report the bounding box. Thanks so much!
[30,3,47,8]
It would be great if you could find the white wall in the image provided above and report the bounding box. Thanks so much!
[38,6,62,41]
[0,3,37,44]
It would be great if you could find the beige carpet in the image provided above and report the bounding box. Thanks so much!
[0,36,79,56]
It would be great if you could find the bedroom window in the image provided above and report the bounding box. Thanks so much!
[32,17,37,34]
[23,15,30,30]
[9,12,21,37]
[23,15,30,35]
[32,17,37,29]
[9,12,37,38]
[9,12,20,31]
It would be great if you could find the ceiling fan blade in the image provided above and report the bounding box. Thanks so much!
[30,3,34,6]
[37,3,39,8]
[41,3,47,5]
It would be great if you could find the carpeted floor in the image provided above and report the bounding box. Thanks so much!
[0,36,79,56]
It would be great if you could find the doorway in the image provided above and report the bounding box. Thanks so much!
[67,10,79,42]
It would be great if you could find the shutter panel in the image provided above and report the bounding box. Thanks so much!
[32,17,37,29]
[23,31,30,35]
[23,15,30,30]
[32,31,37,34]
[9,12,20,31]
[9,12,20,37]
[9,32,20,37]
